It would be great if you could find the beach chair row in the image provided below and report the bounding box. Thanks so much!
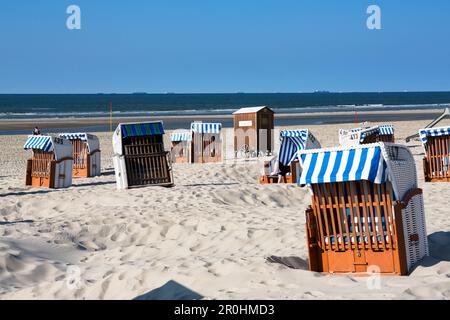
[23,133,101,188]
[22,120,449,277]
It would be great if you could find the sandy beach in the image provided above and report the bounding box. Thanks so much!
[1,118,450,300]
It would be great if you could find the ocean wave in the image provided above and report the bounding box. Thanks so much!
[0,103,448,120]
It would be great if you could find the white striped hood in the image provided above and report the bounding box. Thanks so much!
[23,135,72,160]
[171,131,192,142]
[277,129,321,166]
[190,122,222,134]
[59,133,100,153]
[419,126,450,150]
[298,143,390,187]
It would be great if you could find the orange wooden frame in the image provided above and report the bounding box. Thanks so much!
[423,135,450,182]
[69,139,100,177]
[305,181,422,276]
[258,160,299,184]
[25,151,73,188]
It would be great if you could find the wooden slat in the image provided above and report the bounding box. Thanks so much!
[380,184,393,248]
[312,185,326,250]
[337,183,352,250]
[372,183,386,249]
[331,183,346,250]
[324,184,339,251]
[344,182,359,249]
[318,185,332,251]
[363,181,379,250]
[351,182,366,248]
[359,181,373,249]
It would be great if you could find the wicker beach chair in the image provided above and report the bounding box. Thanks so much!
[112,121,174,189]
[299,142,428,275]
[339,124,395,147]
[59,133,101,177]
[170,130,192,164]
[24,135,74,188]
[258,129,320,184]
[191,122,222,163]
[419,126,450,182]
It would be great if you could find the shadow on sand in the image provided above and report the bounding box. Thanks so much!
[267,232,450,272]
[181,182,239,187]
[266,256,308,270]
[74,180,116,188]
[0,219,34,226]
[415,231,450,268]
[133,280,203,300]
[0,189,56,198]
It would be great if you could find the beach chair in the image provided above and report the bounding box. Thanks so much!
[420,126,450,182]
[339,124,395,146]
[191,122,222,163]
[24,135,74,188]
[112,121,174,189]
[299,142,428,275]
[58,133,101,177]
[258,129,320,184]
[406,107,450,142]
[170,130,192,163]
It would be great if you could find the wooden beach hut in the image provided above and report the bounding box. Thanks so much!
[24,135,74,188]
[59,133,101,177]
[258,129,320,184]
[191,122,222,163]
[112,121,174,189]
[233,106,274,157]
[299,143,428,275]
[170,130,192,163]
[339,124,395,146]
[419,126,450,182]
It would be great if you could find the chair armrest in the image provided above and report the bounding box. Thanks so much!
[397,188,423,209]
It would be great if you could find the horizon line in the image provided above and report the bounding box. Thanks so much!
[1,90,450,95]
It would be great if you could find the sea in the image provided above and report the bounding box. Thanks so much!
[1,92,450,119]
[0,92,449,134]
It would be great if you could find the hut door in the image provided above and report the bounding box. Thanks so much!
[245,136,250,153]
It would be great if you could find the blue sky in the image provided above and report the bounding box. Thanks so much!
[0,1,449,93]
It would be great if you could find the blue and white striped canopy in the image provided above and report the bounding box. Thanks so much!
[378,124,394,136]
[171,132,192,142]
[359,125,394,142]
[278,130,308,166]
[419,126,450,148]
[298,145,387,185]
[191,123,222,134]
[280,130,307,137]
[59,133,88,141]
[23,136,54,152]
